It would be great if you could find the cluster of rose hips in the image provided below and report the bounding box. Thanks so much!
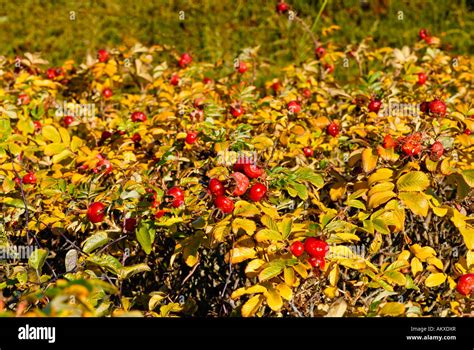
[290,237,329,270]
[208,160,268,214]
[418,28,435,45]
[382,132,444,160]
[46,67,64,80]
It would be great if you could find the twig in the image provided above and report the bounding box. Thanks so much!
[181,261,200,286]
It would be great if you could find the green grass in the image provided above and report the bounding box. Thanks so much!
[0,0,472,68]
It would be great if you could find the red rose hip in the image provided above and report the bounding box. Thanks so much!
[214,195,234,214]
[87,202,106,223]
[456,273,474,296]
[248,183,267,202]
[304,238,328,258]
[290,241,304,257]
[209,178,225,196]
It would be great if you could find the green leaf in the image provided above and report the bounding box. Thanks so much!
[52,149,73,163]
[28,248,48,272]
[87,254,122,275]
[346,199,366,210]
[396,171,430,192]
[42,125,61,143]
[119,263,151,280]
[461,169,474,187]
[294,168,324,187]
[255,229,283,242]
[258,260,286,282]
[82,231,110,254]
[136,221,155,254]
[289,181,308,200]
[278,218,292,240]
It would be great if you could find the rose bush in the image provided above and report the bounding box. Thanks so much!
[0,27,473,317]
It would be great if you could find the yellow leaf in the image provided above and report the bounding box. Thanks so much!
[368,182,395,197]
[384,271,406,286]
[427,257,444,271]
[362,148,378,173]
[425,273,447,287]
[329,182,346,201]
[411,257,423,277]
[368,168,393,186]
[397,250,411,262]
[234,200,260,217]
[368,191,396,209]
[264,288,283,311]
[410,244,436,262]
[241,295,264,317]
[328,264,339,286]
[324,286,338,299]
[231,285,267,299]
[228,247,256,264]
[292,263,308,279]
[284,267,296,286]
[42,125,61,143]
[44,143,66,156]
[379,302,405,316]
[251,135,273,150]
[255,229,283,242]
[232,218,257,235]
[257,203,280,219]
[245,259,265,276]
[399,191,429,217]
[459,226,474,250]
[396,171,430,192]
[58,127,70,146]
[467,250,474,269]
[276,283,293,301]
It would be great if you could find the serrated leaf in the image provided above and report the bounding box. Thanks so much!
[368,168,393,186]
[232,218,257,235]
[258,260,286,281]
[229,247,256,264]
[397,171,430,192]
[255,229,283,242]
[234,200,260,217]
[399,191,429,217]
[368,191,396,209]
